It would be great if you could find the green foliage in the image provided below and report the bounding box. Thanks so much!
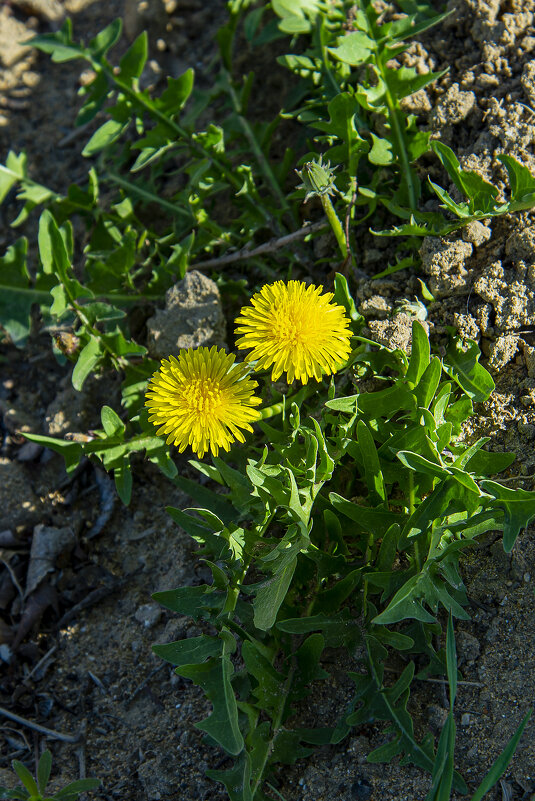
[151,317,533,798]
[0,750,99,800]
[0,3,533,801]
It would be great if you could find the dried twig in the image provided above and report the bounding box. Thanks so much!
[0,558,24,602]
[56,582,119,630]
[0,705,81,743]
[126,663,166,706]
[191,220,326,271]
[24,644,57,683]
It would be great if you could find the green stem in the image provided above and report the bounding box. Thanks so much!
[259,384,316,419]
[321,194,348,260]
[250,659,296,798]
[408,471,422,571]
[359,5,418,212]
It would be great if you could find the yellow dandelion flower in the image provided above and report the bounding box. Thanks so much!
[145,346,262,458]
[235,280,352,384]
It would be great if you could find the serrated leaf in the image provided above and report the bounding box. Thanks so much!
[178,630,243,755]
[443,336,494,402]
[153,634,222,667]
[480,480,535,552]
[328,31,374,64]
[153,585,225,620]
[369,134,394,165]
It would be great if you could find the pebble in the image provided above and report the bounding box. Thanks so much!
[134,603,162,629]
[461,713,471,726]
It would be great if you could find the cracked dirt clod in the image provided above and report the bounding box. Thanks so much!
[419,236,473,298]
[146,270,226,359]
[368,313,428,354]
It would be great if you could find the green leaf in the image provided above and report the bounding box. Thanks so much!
[153,585,225,620]
[431,141,499,214]
[445,613,457,711]
[470,709,532,801]
[253,558,296,631]
[88,18,122,59]
[372,574,436,625]
[178,630,244,755]
[480,480,535,552]
[157,70,195,116]
[497,154,535,201]
[328,31,374,64]
[37,750,52,793]
[369,134,394,165]
[114,457,132,505]
[206,752,252,801]
[23,432,82,474]
[443,336,495,402]
[356,420,386,504]
[329,492,402,537]
[101,405,125,437]
[82,119,128,157]
[153,634,222,667]
[414,357,441,409]
[29,20,83,63]
[119,31,148,81]
[11,761,38,796]
[72,337,102,391]
[54,778,101,797]
[0,237,39,346]
[277,610,360,649]
[405,321,430,386]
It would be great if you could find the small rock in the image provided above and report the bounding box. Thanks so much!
[456,631,481,664]
[351,776,373,800]
[462,221,491,247]
[420,237,473,298]
[428,704,449,736]
[487,334,519,371]
[146,271,226,359]
[134,603,162,629]
[358,295,392,319]
[461,713,471,726]
[0,9,32,67]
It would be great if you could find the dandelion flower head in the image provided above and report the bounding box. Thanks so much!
[235,280,352,384]
[145,346,261,458]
